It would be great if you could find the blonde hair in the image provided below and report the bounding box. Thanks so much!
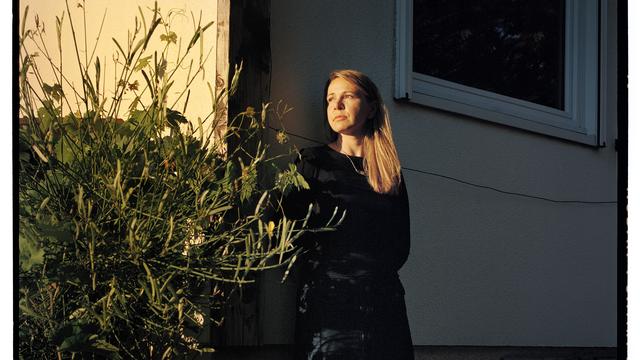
[324,69,402,194]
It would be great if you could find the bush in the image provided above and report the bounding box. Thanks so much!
[18,2,338,358]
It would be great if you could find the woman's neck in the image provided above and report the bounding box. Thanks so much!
[330,135,364,157]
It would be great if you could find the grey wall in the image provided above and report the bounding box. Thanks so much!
[261,0,618,347]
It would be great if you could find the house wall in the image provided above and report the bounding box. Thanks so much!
[261,0,618,347]
[19,0,218,135]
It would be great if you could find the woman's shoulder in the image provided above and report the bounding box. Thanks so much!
[300,144,329,155]
[297,144,331,163]
[293,145,331,180]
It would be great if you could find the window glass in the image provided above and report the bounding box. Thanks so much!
[413,0,565,110]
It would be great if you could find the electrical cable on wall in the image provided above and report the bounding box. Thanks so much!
[266,125,617,205]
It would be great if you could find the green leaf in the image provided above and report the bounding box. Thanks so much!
[276,163,310,195]
[166,108,187,129]
[156,57,167,80]
[92,340,120,354]
[18,229,44,271]
[224,161,237,182]
[51,321,98,351]
[112,38,126,59]
[295,171,310,190]
[160,31,177,44]
[240,163,257,203]
[82,74,100,107]
[52,321,121,358]
[143,18,162,50]
[129,39,145,62]
[95,57,101,90]
[37,102,57,131]
[134,55,152,72]
[53,135,77,164]
[30,145,49,163]
[39,221,75,245]
[20,5,29,37]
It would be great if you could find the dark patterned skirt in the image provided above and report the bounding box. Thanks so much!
[294,275,414,360]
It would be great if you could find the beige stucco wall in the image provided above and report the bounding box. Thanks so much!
[263,0,618,347]
[19,0,218,135]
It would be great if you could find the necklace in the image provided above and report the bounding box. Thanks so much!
[341,152,366,176]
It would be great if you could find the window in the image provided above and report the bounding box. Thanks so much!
[395,0,605,146]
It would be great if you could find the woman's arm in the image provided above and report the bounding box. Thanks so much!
[393,171,411,271]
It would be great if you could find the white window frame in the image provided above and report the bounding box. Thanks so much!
[395,0,606,146]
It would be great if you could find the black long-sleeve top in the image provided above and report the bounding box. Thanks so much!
[286,145,411,283]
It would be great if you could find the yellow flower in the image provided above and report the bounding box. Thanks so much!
[266,221,275,239]
[276,130,288,144]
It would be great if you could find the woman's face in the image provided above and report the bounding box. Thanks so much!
[326,77,374,138]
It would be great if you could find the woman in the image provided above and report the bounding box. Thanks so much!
[289,70,414,360]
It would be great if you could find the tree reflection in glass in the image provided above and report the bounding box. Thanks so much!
[413,0,565,110]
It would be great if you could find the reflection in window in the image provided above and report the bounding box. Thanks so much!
[413,0,565,110]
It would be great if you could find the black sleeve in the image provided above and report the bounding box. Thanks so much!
[393,171,411,271]
[282,148,318,221]
[281,148,324,250]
